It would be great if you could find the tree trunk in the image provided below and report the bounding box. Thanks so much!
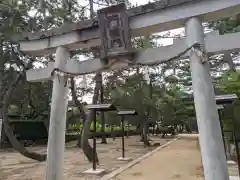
[81,73,101,164]
[28,82,50,132]
[69,77,86,147]
[0,130,7,148]
[2,74,46,161]
[43,81,52,132]
[140,119,150,146]
[224,53,236,72]
[100,73,107,144]
[80,0,102,163]
[0,47,4,148]
[137,67,150,147]
[0,103,4,148]
[126,121,129,138]
[70,77,86,117]
[143,120,150,146]
[43,119,49,132]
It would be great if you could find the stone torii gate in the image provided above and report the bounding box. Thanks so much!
[15,0,240,180]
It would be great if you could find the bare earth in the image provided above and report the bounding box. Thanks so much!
[0,136,171,180]
[113,137,204,180]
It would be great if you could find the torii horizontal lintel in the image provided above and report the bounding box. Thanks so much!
[14,0,201,41]
[19,0,240,56]
[26,32,240,82]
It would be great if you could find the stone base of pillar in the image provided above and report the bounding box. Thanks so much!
[83,168,106,175]
[227,160,237,165]
[229,176,240,180]
[117,157,132,161]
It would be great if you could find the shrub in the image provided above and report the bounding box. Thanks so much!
[69,123,82,131]
[68,123,131,133]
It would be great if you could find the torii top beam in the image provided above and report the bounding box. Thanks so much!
[17,0,240,56]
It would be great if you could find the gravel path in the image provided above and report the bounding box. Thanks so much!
[0,136,170,180]
[112,137,204,180]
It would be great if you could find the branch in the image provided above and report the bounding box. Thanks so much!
[2,72,46,161]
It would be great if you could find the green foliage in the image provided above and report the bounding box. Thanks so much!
[68,123,129,133]
[217,71,240,136]
[0,0,90,119]
[209,18,240,34]
[103,67,194,128]
[0,0,197,132]
[90,120,101,131]
[208,17,240,137]
[69,123,83,131]
[218,72,240,96]
[5,0,240,137]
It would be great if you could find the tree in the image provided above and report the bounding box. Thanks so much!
[209,16,240,135]
[0,0,51,161]
[0,0,89,161]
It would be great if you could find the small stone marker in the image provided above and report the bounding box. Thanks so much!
[83,103,116,175]
[117,110,138,161]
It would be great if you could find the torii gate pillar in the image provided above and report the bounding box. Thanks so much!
[45,46,69,180]
[186,17,229,180]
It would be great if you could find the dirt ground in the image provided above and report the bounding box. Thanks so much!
[0,135,171,180]
[112,136,204,180]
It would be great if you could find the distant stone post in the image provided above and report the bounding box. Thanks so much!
[117,110,137,161]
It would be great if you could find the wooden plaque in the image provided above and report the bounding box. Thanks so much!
[97,3,133,64]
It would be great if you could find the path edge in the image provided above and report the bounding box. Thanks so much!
[100,137,179,180]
